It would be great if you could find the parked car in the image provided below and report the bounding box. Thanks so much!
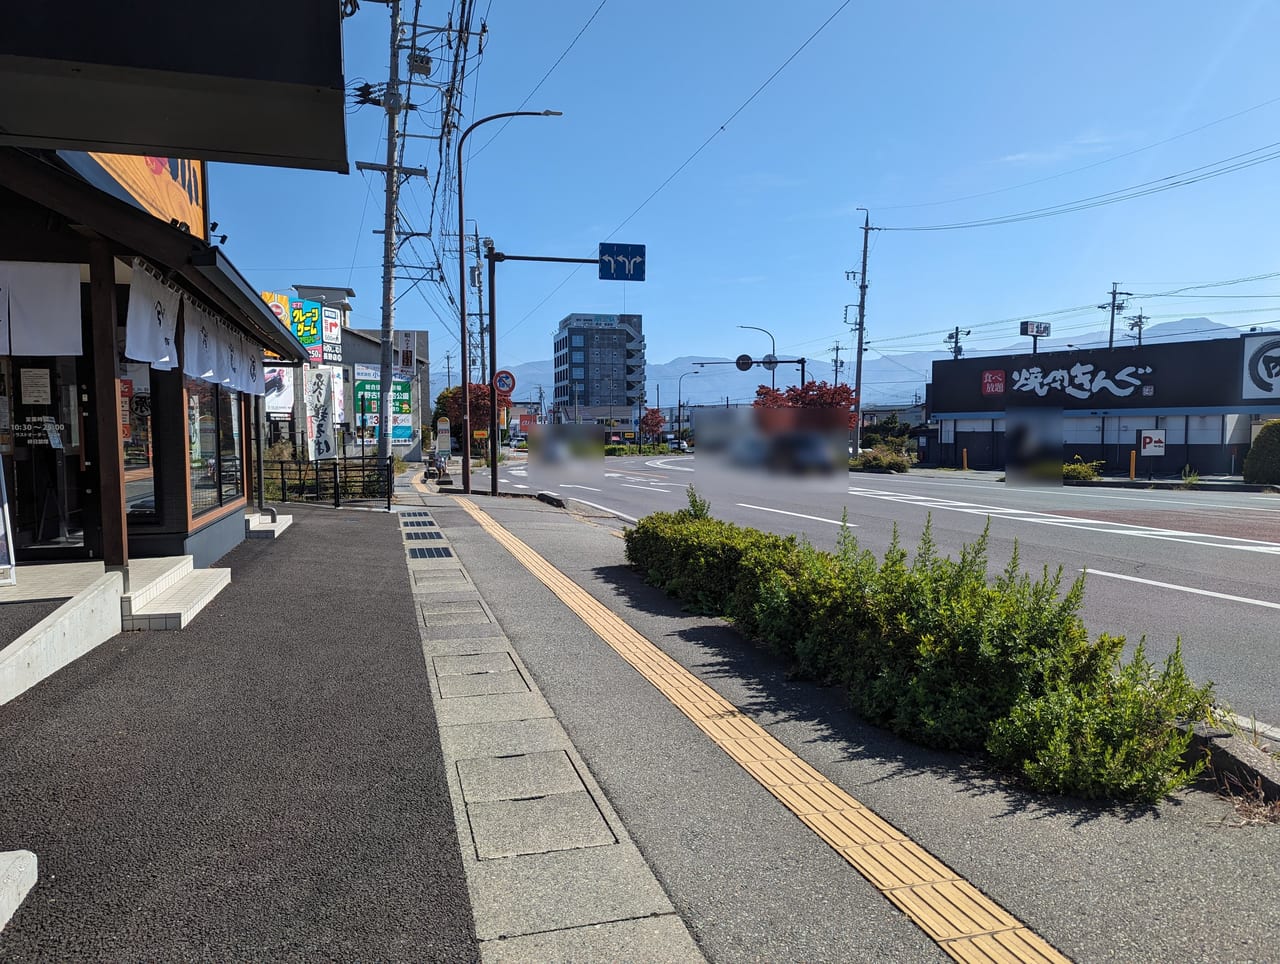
[667,439,689,452]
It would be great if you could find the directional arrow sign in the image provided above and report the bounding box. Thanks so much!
[599,242,646,282]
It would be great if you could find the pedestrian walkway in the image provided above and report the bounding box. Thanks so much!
[3,482,1279,961]
[0,504,476,960]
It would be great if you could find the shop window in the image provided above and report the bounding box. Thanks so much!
[186,375,242,516]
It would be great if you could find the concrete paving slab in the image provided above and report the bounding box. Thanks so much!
[421,622,508,641]
[421,638,515,658]
[467,844,676,941]
[479,913,703,963]
[435,692,555,727]
[422,610,493,626]
[467,791,616,859]
[442,717,571,762]
[458,750,585,803]
[420,600,487,615]
[435,652,517,677]
[439,669,530,699]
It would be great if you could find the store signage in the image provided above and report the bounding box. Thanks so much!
[981,370,1005,396]
[86,154,207,240]
[1242,334,1280,400]
[1139,429,1165,457]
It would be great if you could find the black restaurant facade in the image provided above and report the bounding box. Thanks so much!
[926,334,1280,473]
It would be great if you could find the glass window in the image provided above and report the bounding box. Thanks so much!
[571,351,584,363]
[571,367,584,379]
[186,375,243,516]
[571,334,584,347]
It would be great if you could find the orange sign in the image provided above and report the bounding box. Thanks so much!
[88,153,207,240]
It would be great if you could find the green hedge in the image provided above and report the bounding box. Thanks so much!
[1243,419,1280,484]
[623,488,1213,802]
[849,445,912,473]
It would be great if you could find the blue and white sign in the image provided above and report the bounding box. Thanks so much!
[598,243,646,282]
[493,369,516,393]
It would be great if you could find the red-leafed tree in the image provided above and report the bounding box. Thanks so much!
[442,383,512,452]
[753,380,857,429]
[640,406,666,442]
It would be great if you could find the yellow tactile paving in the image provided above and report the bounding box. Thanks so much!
[452,497,1071,964]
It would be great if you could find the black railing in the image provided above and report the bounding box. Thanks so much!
[265,456,394,510]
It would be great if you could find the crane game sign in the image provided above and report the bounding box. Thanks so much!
[353,364,413,442]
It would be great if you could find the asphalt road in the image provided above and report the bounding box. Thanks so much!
[478,454,1280,727]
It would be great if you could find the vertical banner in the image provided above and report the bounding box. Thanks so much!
[289,299,323,363]
[395,330,415,375]
[305,367,335,460]
[263,366,294,414]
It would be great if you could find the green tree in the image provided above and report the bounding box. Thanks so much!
[1243,419,1280,484]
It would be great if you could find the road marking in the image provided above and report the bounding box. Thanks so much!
[511,483,529,489]
[646,457,694,472]
[560,484,603,492]
[894,477,1280,514]
[453,496,1065,964]
[1086,569,1280,610]
[738,504,856,527]
[847,487,1280,554]
[621,483,672,493]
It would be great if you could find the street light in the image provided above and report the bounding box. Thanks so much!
[738,325,776,390]
[457,108,562,493]
[677,370,698,441]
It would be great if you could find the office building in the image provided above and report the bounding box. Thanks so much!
[552,313,645,422]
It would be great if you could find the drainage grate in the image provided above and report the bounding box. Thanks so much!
[401,520,437,528]
[405,530,445,541]
[409,546,454,559]
[400,511,432,518]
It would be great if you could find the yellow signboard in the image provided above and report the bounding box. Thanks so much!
[473,430,489,439]
[89,153,207,240]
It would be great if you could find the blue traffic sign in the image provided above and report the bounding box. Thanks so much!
[598,243,646,282]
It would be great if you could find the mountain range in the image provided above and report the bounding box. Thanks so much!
[426,316,1278,412]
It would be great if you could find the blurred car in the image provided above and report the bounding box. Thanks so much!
[667,439,688,452]
[767,432,837,475]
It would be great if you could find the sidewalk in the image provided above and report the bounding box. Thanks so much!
[0,503,476,960]
[3,481,1278,961]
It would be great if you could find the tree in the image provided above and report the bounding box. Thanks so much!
[1244,419,1280,484]
[640,406,666,442]
[753,380,854,410]
[442,383,512,454]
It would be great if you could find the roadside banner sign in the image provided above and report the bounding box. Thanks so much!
[436,416,450,453]
[1140,429,1165,456]
[473,429,489,440]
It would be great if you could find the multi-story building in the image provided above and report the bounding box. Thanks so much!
[552,313,646,422]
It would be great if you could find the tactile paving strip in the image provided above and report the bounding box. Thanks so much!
[453,497,1069,963]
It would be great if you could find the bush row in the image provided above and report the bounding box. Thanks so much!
[623,488,1212,802]
[850,445,912,473]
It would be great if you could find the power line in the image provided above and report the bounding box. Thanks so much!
[882,140,1280,232]
[869,93,1280,212]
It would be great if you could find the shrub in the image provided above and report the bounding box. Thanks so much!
[1243,420,1280,484]
[988,641,1213,802]
[1062,455,1104,481]
[1180,464,1200,489]
[851,445,911,473]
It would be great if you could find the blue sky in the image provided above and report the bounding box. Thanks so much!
[210,0,1280,405]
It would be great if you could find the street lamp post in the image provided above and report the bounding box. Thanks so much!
[737,325,776,390]
[677,370,698,440]
[457,109,562,494]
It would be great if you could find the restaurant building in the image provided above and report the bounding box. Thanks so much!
[926,335,1280,473]
[0,148,308,571]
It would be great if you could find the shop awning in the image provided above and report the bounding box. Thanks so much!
[0,148,307,363]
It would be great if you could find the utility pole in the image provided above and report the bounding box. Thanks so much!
[444,351,453,389]
[945,326,970,360]
[830,343,844,385]
[850,209,875,452]
[353,0,432,460]
[1126,310,1148,346]
[473,225,487,384]
[1099,282,1133,350]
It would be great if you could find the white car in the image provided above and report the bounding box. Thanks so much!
[668,439,689,452]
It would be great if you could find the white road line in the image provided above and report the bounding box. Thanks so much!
[846,486,1280,554]
[511,483,529,489]
[560,484,603,491]
[563,497,640,523]
[1086,569,1280,610]
[646,457,694,472]
[893,476,1280,514]
[621,483,671,493]
[737,504,856,527]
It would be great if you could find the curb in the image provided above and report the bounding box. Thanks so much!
[1064,479,1280,493]
[1187,722,1280,801]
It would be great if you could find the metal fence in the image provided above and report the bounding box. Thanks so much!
[263,456,394,510]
